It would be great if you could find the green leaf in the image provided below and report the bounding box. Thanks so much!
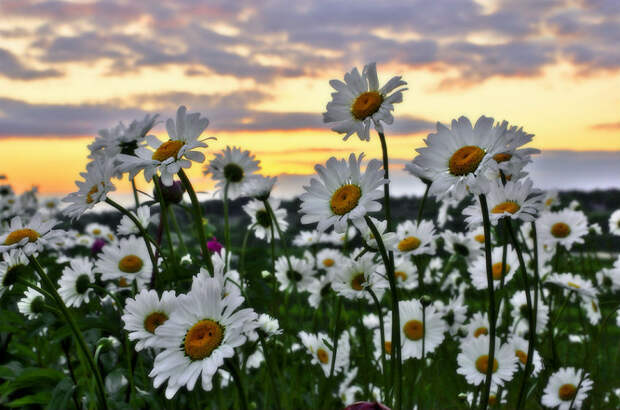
[6,391,51,407]
[47,378,75,410]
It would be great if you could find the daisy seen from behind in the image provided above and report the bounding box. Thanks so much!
[62,156,116,219]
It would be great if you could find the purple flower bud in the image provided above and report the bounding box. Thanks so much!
[91,238,106,255]
[207,237,223,254]
[344,402,391,410]
[154,180,185,204]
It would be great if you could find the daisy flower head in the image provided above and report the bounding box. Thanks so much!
[204,146,260,200]
[257,313,281,336]
[463,312,491,339]
[542,367,593,410]
[62,156,116,219]
[300,153,385,233]
[117,205,153,236]
[469,246,519,290]
[0,250,30,295]
[413,116,513,200]
[323,62,407,142]
[510,335,543,377]
[118,106,212,187]
[325,225,358,246]
[95,236,153,289]
[85,222,112,239]
[274,255,315,292]
[510,290,549,335]
[438,293,468,336]
[545,273,597,298]
[58,257,96,308]
[442,230,481,262]
[298,331,350,377]
[242,198,288,242]
[91,114,160,161]
[354,217,397,250]
[398,299,447,360]
[18,286,46,320]
[243,175,277,201]
[40,197,60,215]
[538,209,588,250]
[393,219,436,256]
[293,230,323,247]
[122,289,178,351]
[149,276,257,398]
[315,248,344,273]
[332,253,387,302]
[0,214,60,256]
[390,256,417,290]
[457,335,518,387]
[581,296,601,325]
[609,209,620,236]
[404,160,434,185]
[307,275,333,308]
[491,123,540,172]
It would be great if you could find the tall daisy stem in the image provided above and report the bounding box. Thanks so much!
[478,194,496,410]
[131,177,140,209]
[416,183,430,225]
[367,288,389,399]
[225,359,248,410]
[178,169,214,275]
[319,296,342,410]
[223,182,231,271]
[258,334,282,410]
[377,132,392,231]
[264,200,293,270]
[28,256,108,410]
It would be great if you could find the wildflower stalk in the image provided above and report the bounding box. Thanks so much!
[264,199,293,271]
[178,169,214,275]
[223,182,231,272]
[319,296,342,410]
[478,194,496,410]
[154,176,177,285]
[377,132,392,230]
[168,205,188,256]
[28,255,108,410]
[240,223,257,275]
[367,287,389,399]
[225,358,249,410]
[131,177,140,209]
[60,340,81,410]
[416,183,430,225]
[365,215,402,410]
[258,334,282,410]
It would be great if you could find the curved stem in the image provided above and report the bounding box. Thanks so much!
[131,178,140,209]
[367,288,388,400]
[225,359,248,410]
[377,132,392,232]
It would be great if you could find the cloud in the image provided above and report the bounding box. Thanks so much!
[0,48,63,80]
[590,121,620,130]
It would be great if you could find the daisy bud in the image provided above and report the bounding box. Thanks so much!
[154,180,185,204]
[420,295,432,307]
[261,270,271,278]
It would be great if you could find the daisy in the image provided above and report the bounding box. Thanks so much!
[609,209,620,236]
[149,275,257,398]
[457,335,518,387]
[204,146,260,200]
[442,231,481,262]
[404,160,434,184]
[510,335,543,377]
[117,205,153,236]
[581,296,601,325]
[509,290,549,335]
[463,312,491,339]
[17,286,45,320]
[57,257,96,308]
[469,246,519,290]
[331,254,387,302]
[338,367,362,405]
[122,289,178,351]
[467,226,486,247]
[298,331,350,377]
[257,314,281,336]
[323,62,407,141]
[242,175,277,201]
[393,220,436,256]
[542,190,559,209]
[542,367,593,410]
[412,116,515,200]
[390,257,417,290]
[437,294,468,336]
[324,225,359,246]
[274,255,315,292]
[85,223,112,239]
[354,217,397,250]
[0,214,60,256]
[62,156,116,219]
[307,275,333,308]
[95,236,153,288]
[315,248,344,273]
[293,230,323,247]
[118,106,212,187]
[0,250,30,296]
[398,299,447,359]
[300,153,385,233]
[242,198,288,242]
[545,273,597,298]
[92,114,159,160]
[538,209,588,251]
[40,197,60,215]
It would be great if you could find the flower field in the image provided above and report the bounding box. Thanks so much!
[1,63,620,410]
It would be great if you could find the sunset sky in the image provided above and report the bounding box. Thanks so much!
[1,0,619,200]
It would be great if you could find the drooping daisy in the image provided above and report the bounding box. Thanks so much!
[609,209,620,236]
[354,217,397,250]
[17,286,46,320]
[323,62,407,142]
[150,276,257,398]
[393,220,436,256]
[545,273,597,298]
[469,246,519,290]
[509,290,549,335]
[122,289,178,351]
[542,367,593,410]
[437,294,468,336]
[315,248,344,273]
[298,331,350,377]
[95,236,153,288]
[117,205,153,236]
[300,153,385,233]
[510,335,543,377]
[118,106,212,187]
[443,231,481,262]
[62,156,116,219]
[57,257,96,308]
[256,313,281,336]
[413,116,516,200]
[204,146,260,200]
[0,214,60,256]
[242,198,288,242]
[398,299,447,359]
[0,250,30,296]
[456,335,518,387]
[274,255,315,292]
[538,209,588,251]
[243,175,277,201]
[331,254,387,302]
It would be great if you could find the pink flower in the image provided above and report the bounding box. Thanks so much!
[207,237,223,254]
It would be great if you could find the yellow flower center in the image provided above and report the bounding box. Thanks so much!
[545,198,554,206]
[398,236,421,252]
[184,319,224,360]
[350,273,365,291]
[567,281,580,289]
[475,355,498,374]
[515,349,527,365]
[592,300,598,312]
[491,201,521,215]
[384,341,392,355]
[118,255,144,273]
[45,201,56,209]
[330,184,361,215]
[488,395,498,405]
[474,327,488,338]
[322,258,335,267]
[448,146,485,176]
[86,185,98,204]
[4,229,40,246]
[403,320,424,341]
[551,222,571,238]
[152,140,184,162]
[395,271,408,281]
[107,233,115,241]
[118,277,130,287]
[474,234,485,244]
[317,348,330,364]
[492,262,511,280]
[92,229,101,235]
[144,312,168,334]
[558,383,577,401]
[493,152,512,163]
[351,91,383,120]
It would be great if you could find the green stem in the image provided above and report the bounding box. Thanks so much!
[258,334,282,410]
[264,200,292,271]
[377,131,392,232]
[223,182,231,272]
[29,256,108,410]
[169,204,189,256]
[319,297,342,410]
[225,359,248,410]
[131,177,140,209]
[367,288,388,399]
[240,223,256,275]
[416,183,430,225]
[154,176,176,288]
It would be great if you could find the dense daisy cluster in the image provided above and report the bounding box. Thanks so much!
[1,63,619,409]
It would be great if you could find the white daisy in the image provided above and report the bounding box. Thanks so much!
[393,220,436,256]
[545,273,597,298]
[324,225,358,246]
[323,62,407,141]
[91,114,159,161]
[242,198,288,242]
[442,230,481,262]
[243,175,277,201]
[298,331,350,377]
[509,290,549,335]
[456,335,518,387]
[95,236,153,288]
[85,223,112,239]
[398,299,447,359]
[0,214,60,256]
[118,106,212,187]
[17,286,46,320]
[274,255,315,292]
[62,156,116,219]
[315,248,345,273]
[391,257,418,290]
[149,275,257,398]
[337,367,362,405]
[57,257,95,308]
[354,217,397,250]
[609,209,620,236]
[467,226,487,247]
[437,294,468,336]
[463,312,492,339]
[469,246,519,290]
[204,146,261,200]
[293,230,323,247]
[122,289,178,351]
[542,367,593,410]
[581,296,601,325]
[40,197,60,215]
[331,254,386,302]
[510,335,543,377]
[542,190,560,210]
[538,209,588,251]
[0,250,30,296]
[307,275,332,308]
[117,205,153,236]
[412,116,514,200]
[300,153,385,233]
[257,314,281,336]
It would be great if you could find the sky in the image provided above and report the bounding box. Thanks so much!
[0,0,619,200]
